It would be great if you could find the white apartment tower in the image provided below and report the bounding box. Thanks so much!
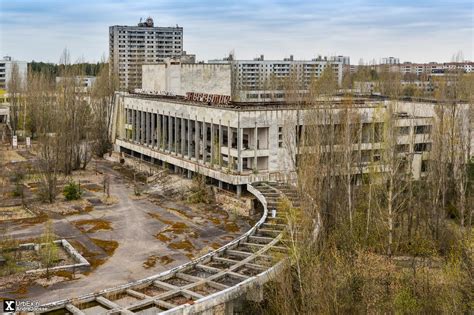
[109,17,184,90]
[382,57,400,65]
[209,55,343,102]
[0,56,28,90]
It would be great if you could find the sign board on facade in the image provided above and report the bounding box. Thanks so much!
[185,92,231,105]
[12,136,17,148]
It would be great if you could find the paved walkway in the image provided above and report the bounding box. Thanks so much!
[1,161,250,304]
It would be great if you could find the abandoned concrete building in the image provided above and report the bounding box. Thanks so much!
[109,17,186,90]
[111,61,440,196]
[208,54,343,102]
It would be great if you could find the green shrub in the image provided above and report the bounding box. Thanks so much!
[63,181,81,200]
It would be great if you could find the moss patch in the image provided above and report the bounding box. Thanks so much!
[90,238,119,256]
[73,219,112,233]
[168,238,195,253]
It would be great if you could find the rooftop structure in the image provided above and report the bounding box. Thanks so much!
[138,60,344,103]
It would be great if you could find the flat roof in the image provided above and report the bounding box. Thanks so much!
[123,92,438,114]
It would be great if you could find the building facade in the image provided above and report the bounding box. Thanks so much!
[109,17,184,90]
[0,56,28,90]
[209,55,343,102]
[110,62,474,196]
[382,57,400,65]
[112,94,437,196]
[56,76,97,91]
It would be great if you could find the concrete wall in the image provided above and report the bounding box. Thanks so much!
[142,63,231,96]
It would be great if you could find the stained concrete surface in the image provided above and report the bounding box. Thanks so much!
[0,160,251,304]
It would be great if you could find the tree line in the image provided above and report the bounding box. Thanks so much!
[28,61,106,77]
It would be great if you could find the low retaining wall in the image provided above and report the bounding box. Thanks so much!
[20,239,90,274]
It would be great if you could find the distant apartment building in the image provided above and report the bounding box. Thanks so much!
[382,57,400,65]
[372,61,474,76]
[209,54,343,101]
[0,91,9,124]
[109,17,184,90]
[0,56,28,90]
[330,55,350,65]
[56,76,96,91]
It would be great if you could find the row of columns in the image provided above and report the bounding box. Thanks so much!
[125,108,246,171]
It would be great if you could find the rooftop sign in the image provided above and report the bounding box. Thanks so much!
[185,92,231,105]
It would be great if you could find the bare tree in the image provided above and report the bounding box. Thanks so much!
[7,62,23,136]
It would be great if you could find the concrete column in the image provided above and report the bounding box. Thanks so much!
[218,180,223,189]
[218,120,223,168]
[168,112,172,152]
[187,169,192,179]
[187,118,192,158]
[140,111,145,144]
[174,116,178,155]
[181,117,185,158]
[133,110,137,142]
[236,185,242,198]
[157,113,162,150]
[202,120,206,163]
[131,109,135,141]
[237,124,242,173]
[135,110,140,143]
[145,111,150,146]
[254,123,258,170]
[161,112,168,151]
[162,114,166,151]
[137,111,141,144]
[227,122,231,169]
[210,119,214,166]
[151,112,156,148]
[124,109,128,140]
[194,117,199,160]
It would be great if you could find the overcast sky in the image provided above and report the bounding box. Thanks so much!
[0,0,473,64]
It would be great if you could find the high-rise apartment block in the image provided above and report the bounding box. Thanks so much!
[382,57,400,65]
[0,56,28,90]
[109,17,184,90]
[209,54,343,101]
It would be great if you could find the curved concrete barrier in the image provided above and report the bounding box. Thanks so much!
[39,182,297,314]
